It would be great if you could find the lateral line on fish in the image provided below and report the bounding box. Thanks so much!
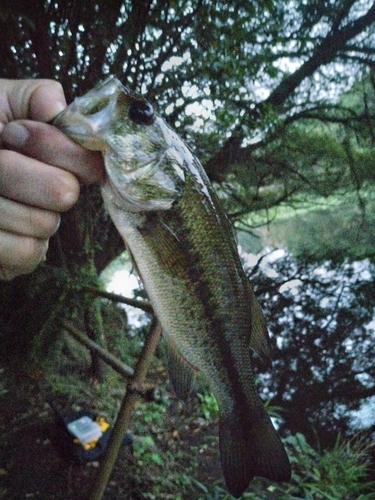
[167,182,254,411]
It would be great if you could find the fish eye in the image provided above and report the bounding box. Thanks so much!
[128,101,154,125]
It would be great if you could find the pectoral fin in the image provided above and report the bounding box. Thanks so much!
[136,211,189,280]
[163,332,198,401]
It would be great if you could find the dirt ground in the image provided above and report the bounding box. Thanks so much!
[0,357,224,500]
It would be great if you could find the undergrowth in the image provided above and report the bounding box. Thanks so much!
[30,310,375,500]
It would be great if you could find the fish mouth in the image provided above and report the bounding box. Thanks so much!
[52,77,123,149]
[53,102,114,151]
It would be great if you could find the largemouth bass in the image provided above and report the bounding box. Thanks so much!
[53,76,291,497]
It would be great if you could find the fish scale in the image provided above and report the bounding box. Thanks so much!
[53,76,291,497]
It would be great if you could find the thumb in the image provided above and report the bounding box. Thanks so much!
[28,80,67,122]
[3,79,67,123]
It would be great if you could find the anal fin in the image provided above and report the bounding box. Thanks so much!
[248,291,272,368]
[163,333,198,401]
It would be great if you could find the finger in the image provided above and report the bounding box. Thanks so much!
[0,149,80,211]
[0,79,67,124]
[1,120,104,184]
[0,230,48,281]
[0,196,60,238]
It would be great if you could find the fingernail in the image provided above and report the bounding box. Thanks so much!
[54,101,67,115]
[2,122,29,148]
[37,240,49,265]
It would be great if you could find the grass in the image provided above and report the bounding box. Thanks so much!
[11,308,375,499]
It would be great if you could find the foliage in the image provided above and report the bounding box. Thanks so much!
[133,434,164,466]
[1,0,374,269]
[236,74,375,261]
[247,251,375,444]
[273,433,375,500]
[256,185,375,263]
[1,2,375,496]
[197,390,219,420]
[191,433,375,500]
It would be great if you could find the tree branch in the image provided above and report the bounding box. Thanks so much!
[204,1,375,180]
[266,1,375,107]
[89,318,162,500]
[82,285,154,314]
[63,320,134,379]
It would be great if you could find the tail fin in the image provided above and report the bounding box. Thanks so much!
[219,408,291,498]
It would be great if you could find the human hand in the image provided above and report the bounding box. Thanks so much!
[0,78,104,280]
